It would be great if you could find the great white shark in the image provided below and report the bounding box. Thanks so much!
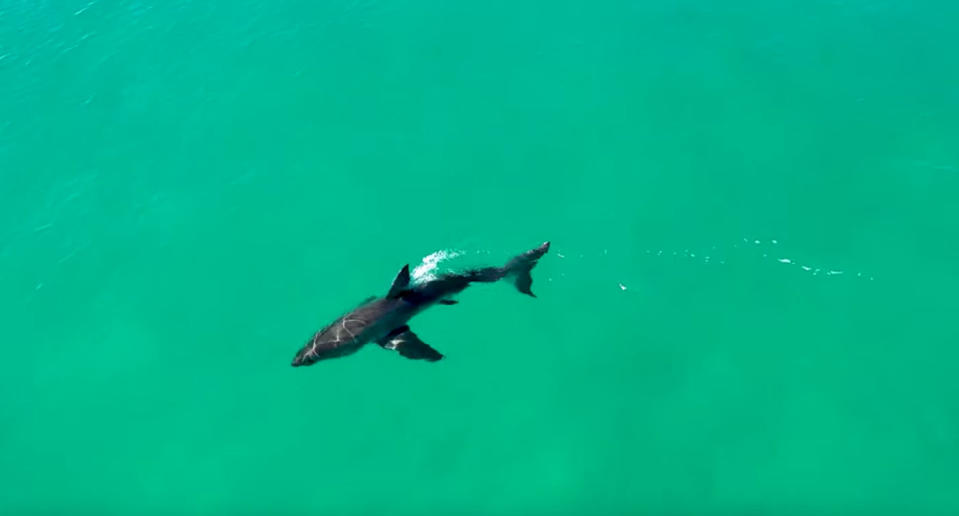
[291,242,550,366]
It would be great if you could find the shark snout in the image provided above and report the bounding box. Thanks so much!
[291,352,309,367]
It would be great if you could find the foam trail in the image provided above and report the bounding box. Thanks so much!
[411,249,463,283]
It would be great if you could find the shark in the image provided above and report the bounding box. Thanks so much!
[291,241,550,366]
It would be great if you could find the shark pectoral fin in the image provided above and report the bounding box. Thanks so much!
[438,299,458,305]
[378,328,443,362]
[387,265,411,299]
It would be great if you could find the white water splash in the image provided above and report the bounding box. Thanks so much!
[411,249,463,283]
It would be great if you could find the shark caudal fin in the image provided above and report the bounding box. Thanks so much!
[503,241,550,297]
[429,242,551,297]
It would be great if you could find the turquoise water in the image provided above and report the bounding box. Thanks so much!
[2,1,957,514]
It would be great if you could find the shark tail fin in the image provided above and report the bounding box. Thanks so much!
[503,241,550,297]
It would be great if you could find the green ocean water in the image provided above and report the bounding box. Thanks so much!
[2,0,958,514]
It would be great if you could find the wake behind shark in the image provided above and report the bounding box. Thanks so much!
[291,241,550,366]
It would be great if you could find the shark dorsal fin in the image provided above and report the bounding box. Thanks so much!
[387,264,411,299]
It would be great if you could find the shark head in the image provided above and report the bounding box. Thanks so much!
[291,316,368,367]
